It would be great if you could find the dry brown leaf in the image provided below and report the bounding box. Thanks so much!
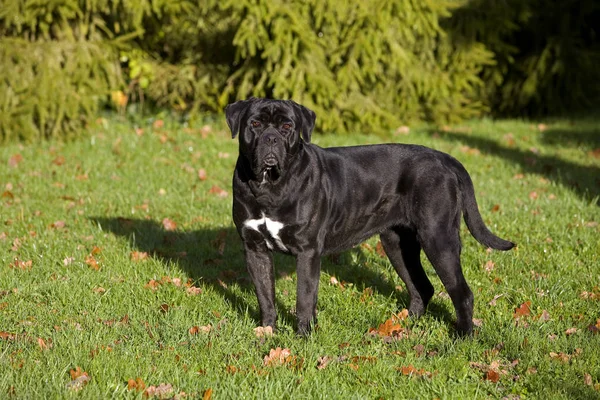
[565,327,579,336]
[317,356,333,370]
[186,286,202,296]
[63,257,75,266]
[145,280,161,291]
[203,388,213,400]
[37,337,52,350]
[485,369,500,383]
[263,347,293,367]
[85,255,100,271]
[131,251,149,262]
[144,383,173,399]
[162,218,177,231]
[584,373,593,386]
[67,367,90,391]
[513,301,531,319]
[209,185,228,198]
[375,241,386,257]
[537,310,551,322]
[8,154,23,168]
[0,331,16,340]
[127,377,146,392]
[254,326,274,338]
[9,259,32,270]
[198,169,207,181]
[395,126,410,135]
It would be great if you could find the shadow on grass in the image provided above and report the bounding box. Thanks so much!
[90,217,455,332]
[426,129,600,205]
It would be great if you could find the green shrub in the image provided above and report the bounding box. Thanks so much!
[1,0,598,142]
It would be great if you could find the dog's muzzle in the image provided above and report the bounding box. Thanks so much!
[256,129,285,183]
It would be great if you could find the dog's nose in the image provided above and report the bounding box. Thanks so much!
[262,132,278,146]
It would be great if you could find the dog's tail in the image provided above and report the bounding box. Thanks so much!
[451,158,515,251]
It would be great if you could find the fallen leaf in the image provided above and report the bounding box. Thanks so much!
[317,356,333,370]
[395,126,410,135]
[397,364,432,378]
[198,169,207,181]
[263,347,293,367]
[152,119,164,129]
[50,221,65,229]
[209,185,228,198]
[145,280,161,291]
[536,310,551,322]
[162,218,177,231]
[0,331,16,340]
[67,367,90,391]
[63,257,75,266]
[131,251,149,262]
[8,154,23,168]
[159,303,170,314]
[144,383,173,399]
[225,365,239,374]
[203,388,213,400]
[37,337,52,350]
[85,255,100,271]
[375,241,386,257]
[484,260,495,273]
[485,369,501,383]
[186,286,202,296]
[565,327,579,336]
[9,259,32,270]
[189,326,200,335]
[127,377,146,392]
[513,301,531,319]
[489,294,504,306]
[584,373,593,386]
[529,191,538,200]
[254,326,274,338]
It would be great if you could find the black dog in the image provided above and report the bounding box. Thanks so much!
[225,98,514,336]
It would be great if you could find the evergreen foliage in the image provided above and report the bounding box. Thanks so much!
[0,0,598,141]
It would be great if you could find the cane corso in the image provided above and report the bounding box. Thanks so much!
[225,98,514,336]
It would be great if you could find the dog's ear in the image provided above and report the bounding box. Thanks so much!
[291,101,316,143]
[225,98,253,138]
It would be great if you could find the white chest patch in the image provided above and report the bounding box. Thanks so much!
[244,213,288,251]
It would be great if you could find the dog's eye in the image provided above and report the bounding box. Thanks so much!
[251,121,261,128]
[281,123,292,130]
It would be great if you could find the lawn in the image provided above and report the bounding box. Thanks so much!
[1,114,599,399]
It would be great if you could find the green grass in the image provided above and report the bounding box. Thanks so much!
[1,114,599,399]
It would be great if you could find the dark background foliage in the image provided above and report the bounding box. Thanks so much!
[1,0,598,141]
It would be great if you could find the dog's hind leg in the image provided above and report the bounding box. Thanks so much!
[380,228,434,318]
[418,226,474,336]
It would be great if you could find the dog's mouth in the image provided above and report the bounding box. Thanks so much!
[259,155,281,183]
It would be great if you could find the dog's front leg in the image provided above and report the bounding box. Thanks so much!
[296,251,321,335]
[245,245,277,329]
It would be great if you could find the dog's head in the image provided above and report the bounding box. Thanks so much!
[225,98,316,183]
